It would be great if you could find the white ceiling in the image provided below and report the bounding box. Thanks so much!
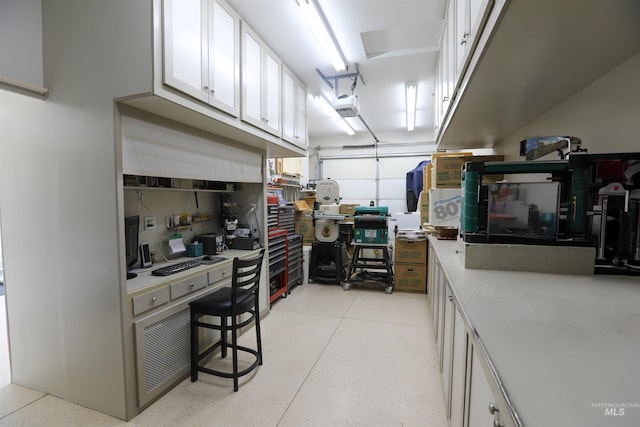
[226,0,446,143]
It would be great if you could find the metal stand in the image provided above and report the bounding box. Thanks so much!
[343,244,393,294]
[309,241,346,284]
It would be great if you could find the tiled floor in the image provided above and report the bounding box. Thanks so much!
[0,284,447,426]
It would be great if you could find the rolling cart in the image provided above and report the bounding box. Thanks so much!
[343,243,394,294]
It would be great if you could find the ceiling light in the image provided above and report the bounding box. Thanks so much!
[296,0,347,72]
[406,81,417,132]
[313,93,355,136]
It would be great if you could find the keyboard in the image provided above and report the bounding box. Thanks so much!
[151,260,201,276]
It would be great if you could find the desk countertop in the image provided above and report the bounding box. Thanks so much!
[430,237,640,426]
[126,249,260,294]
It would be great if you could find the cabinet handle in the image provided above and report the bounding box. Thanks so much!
[442,96,449,102]
[460,38,467,45]
[204,85,209,91]
[151,296,157,302]
[448,295,453,302]
[189,282,195,288]
[488,402,499,415]
[493,420,504,427]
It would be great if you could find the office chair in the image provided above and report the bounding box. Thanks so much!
[190,249,266,391]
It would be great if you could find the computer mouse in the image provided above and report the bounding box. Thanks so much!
[202,255,217,261]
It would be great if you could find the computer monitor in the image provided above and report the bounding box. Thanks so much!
[124,215,140,279]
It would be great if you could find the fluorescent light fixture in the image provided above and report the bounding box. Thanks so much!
[313,93,355,135]
[297,0,347,72]
[406,81,417,131]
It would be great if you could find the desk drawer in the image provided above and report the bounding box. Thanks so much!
[132,287,170,316]
[209,264,232,285]
[170,273,207,300]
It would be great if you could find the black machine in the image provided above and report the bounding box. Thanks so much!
[461,153,640,275]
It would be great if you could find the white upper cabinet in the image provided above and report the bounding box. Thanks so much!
[434,0,492,139]
[295,83,307,146]
[208,0,240,114]
[455,0,493,81]
[163,0,207,102]
[162,0,240,116]
[241,23,282,137]
[282,66,307,147]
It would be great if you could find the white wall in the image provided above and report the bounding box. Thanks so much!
[0,0,152,419]
[495,52,640,158]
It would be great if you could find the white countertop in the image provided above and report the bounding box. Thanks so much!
[126,249,260,294]
[430,237,640,426]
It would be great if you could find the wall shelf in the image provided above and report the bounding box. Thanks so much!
[123,174,236,193]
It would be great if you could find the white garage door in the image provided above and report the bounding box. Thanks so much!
[321,157,428,213]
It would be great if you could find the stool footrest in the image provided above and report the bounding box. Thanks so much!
[196,345,260,379]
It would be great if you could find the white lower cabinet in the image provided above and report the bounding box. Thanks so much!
[428,240,516,427]
[450,306,467,427]
[131,262,237,408]
[441,280,454,410]
[467,344,498,427]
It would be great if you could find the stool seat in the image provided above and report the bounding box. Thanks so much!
[190,249,266,391]
[190,287,254,316]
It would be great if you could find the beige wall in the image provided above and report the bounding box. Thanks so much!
[494,52,640,160]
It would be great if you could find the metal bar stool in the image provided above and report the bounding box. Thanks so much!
[189,249,266,391]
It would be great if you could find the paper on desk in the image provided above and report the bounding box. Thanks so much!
[168,236,186,255]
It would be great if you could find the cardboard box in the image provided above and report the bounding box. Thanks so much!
[432,154,505,188]
[394,264,427,293]
[395,237,427,265]
[418,191,429,224]
[423,163,432,192]
[430,152,472,188]
[428,188,462,227]
[339,204,359,215]
[294,200,312,212]
[295,215,315,243]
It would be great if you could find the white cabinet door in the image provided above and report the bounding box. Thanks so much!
[163,0,239,115]
[467,344,497,427]
[242,26,263,129]
[455,0,493,81]
[241,23,282,137]
[433,53,442,136]
[450,307,467,427]
[263,47,281,136]
[295,83,307,146]
[441,281,455,414]
[162,0,208,103]
[207,0,240,116]
[282,66,308,147]
[455,0,470,80]
[282,68,296,143]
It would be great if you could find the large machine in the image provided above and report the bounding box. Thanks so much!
[461,152,640,274]
[308,180,349,283]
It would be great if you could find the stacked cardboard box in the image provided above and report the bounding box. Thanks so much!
[432,154,505,188]
[294,200,314,244]
[394,235,427,293]
[339,203,358,222]
[421,153,505,227]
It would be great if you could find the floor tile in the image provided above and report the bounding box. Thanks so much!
[0,285,447,426]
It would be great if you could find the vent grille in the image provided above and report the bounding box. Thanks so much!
[143,308,191,393]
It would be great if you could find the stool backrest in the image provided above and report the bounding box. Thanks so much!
[231,249,266,301]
